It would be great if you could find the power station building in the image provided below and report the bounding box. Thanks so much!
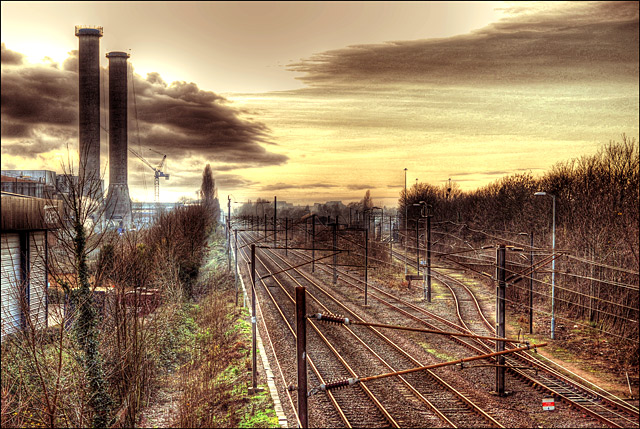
[6,27,139,227]
[75,26,103,199]
[104,51,132,225]
[75,26,133,225]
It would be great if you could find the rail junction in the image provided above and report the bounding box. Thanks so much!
[228,216,639,428]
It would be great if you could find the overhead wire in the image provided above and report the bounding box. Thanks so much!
[430,267,638,342]
[495,292,638,343]
[564,254,640,276]
[129,58,148,199]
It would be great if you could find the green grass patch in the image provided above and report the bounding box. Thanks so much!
[419,342,456,361]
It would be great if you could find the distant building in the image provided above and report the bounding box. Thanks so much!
[1,170,90,202]
[276,200,294,210]
[131,201,181,229]
[325,200,346,209]
[1,170,57,199]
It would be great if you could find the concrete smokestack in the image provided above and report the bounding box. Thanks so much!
[105,51,132,224]
[75,26,103,196]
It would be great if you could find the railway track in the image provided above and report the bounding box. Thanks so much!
[431,267,640,429]
[387,246,640,428]
[237,231,502,427]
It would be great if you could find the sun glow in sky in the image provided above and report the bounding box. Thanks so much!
[1,1,638,206]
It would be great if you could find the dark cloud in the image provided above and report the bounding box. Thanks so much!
[261,182,336,191]
[1,120,32,138]
[123,72,288,166]
[287,2,638,89]
[1,43,24,65]
[452,170,511,178]
[346,184,372,190]
[214,174,258,189]
[1,48,287,170]
[1,63,77,131]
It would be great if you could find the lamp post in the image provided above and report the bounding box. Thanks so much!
[534,191,556,339]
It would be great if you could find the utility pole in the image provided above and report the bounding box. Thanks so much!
[234,229,239,306]
[332,220,337,284]
[251,244,258,392]
[496,244,506,396]
[295,286,308,428]
[426,211,432,302]
[404,167,408,275]
[389,214,393,254]
[529,232,534,334]
[227,196,232,272]
[264,213,267,240]
[285,218,289,256]
[312,215,316,273]
[416,220,420,276]
[364,227,369,306]
[274,196,277,247]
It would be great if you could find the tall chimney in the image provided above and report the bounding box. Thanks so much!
[75,26,103,196]
[105,51,132,224]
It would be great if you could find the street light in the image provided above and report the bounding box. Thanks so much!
[534,191,556,339]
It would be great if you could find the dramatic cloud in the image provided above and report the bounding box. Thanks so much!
[1,43,24,65]
[130,73,287,167]
[288,1,638,89]
[1,47,287,174]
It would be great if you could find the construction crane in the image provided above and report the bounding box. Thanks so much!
[129,148,169,203]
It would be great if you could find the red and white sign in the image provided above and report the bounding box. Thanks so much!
[542,397,555,411]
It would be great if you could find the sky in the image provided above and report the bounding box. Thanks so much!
[1,1,638,207]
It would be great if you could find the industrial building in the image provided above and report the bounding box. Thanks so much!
[1,195,59,341]
[1,170,89,202]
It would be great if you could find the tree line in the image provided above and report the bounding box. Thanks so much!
[399,136,638,358]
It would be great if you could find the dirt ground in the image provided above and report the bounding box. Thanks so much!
[507,310,639,403]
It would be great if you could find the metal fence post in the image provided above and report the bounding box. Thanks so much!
[365,228,369,306]
[296,286,308,427]
[251,244,258,392]
[426,213,432,303]
[496,244,506,396]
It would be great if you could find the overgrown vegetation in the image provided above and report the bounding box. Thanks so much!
[174,270,278,428]
[399,136,639,367]
[1,163,279,428]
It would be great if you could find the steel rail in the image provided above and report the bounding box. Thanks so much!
[427,264,640,428]
[303,244,639,428]
[265,242,503,427]
[433,267,640,420]
[259,247,474,427]
[239,232,395,427]
[236,234,351,428]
